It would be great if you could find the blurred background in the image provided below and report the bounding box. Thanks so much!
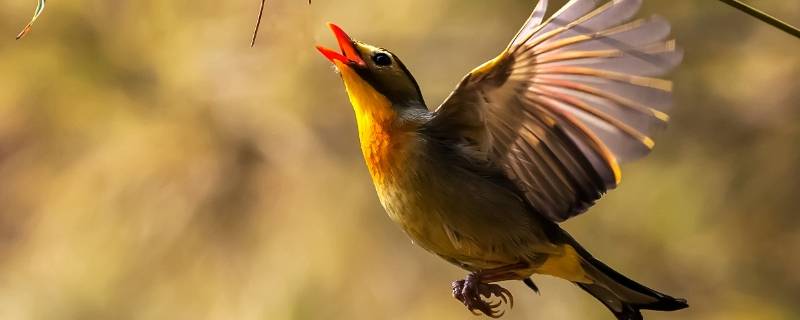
[0,0,798,319]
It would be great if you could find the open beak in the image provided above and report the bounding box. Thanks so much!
[316,23,366,67]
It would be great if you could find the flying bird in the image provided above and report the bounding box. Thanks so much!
[316,0,687,319]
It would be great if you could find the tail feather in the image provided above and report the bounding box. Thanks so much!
[560,233,688,319]
[576,256,688,320]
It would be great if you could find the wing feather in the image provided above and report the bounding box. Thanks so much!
[425,0,681,222]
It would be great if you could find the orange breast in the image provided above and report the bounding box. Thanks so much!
[360,121,393,182]
[356,112,417,191]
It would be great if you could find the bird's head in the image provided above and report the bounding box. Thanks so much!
[316,23,425,121]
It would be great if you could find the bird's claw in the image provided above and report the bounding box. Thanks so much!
[481,283,513,308]
[451,276,514,318]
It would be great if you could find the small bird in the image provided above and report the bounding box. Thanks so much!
[316,0,687,319]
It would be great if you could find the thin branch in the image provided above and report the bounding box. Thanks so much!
[251,0,267,47]
[718,0,800,39]
[251,0,312,47]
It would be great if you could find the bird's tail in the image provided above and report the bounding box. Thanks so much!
[564,237,688,320]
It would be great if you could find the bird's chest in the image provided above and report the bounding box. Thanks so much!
[359,125,424,217]
[358,129,457,252]
[358,122,398,186]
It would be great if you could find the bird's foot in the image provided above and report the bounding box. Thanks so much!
[451,274,513,318]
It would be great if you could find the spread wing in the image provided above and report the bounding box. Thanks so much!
[425,0,682,222]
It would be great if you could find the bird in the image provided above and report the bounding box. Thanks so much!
[315,0,688,319]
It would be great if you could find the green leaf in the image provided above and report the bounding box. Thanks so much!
[16,0,46,40]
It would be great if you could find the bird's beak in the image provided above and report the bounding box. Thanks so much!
[316,23,366,67]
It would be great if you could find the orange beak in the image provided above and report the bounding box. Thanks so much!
[316,23,366,67]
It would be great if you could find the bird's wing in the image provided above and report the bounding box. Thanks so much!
[425,0,681,222]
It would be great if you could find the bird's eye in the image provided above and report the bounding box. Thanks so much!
[372,52,392,66]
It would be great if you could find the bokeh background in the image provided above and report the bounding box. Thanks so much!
[1,0,798,319]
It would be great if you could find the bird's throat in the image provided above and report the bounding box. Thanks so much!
[336,62,400,185]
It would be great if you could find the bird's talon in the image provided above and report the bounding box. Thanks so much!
[493,310,505,318]
[497,293,508,305]
[452,280,465,300]
[451,276,514,317]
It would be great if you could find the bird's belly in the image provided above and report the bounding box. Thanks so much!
[376,184,458,255]
[369,151,557,271]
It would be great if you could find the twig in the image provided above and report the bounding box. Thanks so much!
[718,0,800,39]
[250,0,312,47]
[251,0,267,47]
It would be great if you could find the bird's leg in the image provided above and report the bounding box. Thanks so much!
[451,262,528,318]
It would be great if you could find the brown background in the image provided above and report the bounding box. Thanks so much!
[1,0,798,319]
